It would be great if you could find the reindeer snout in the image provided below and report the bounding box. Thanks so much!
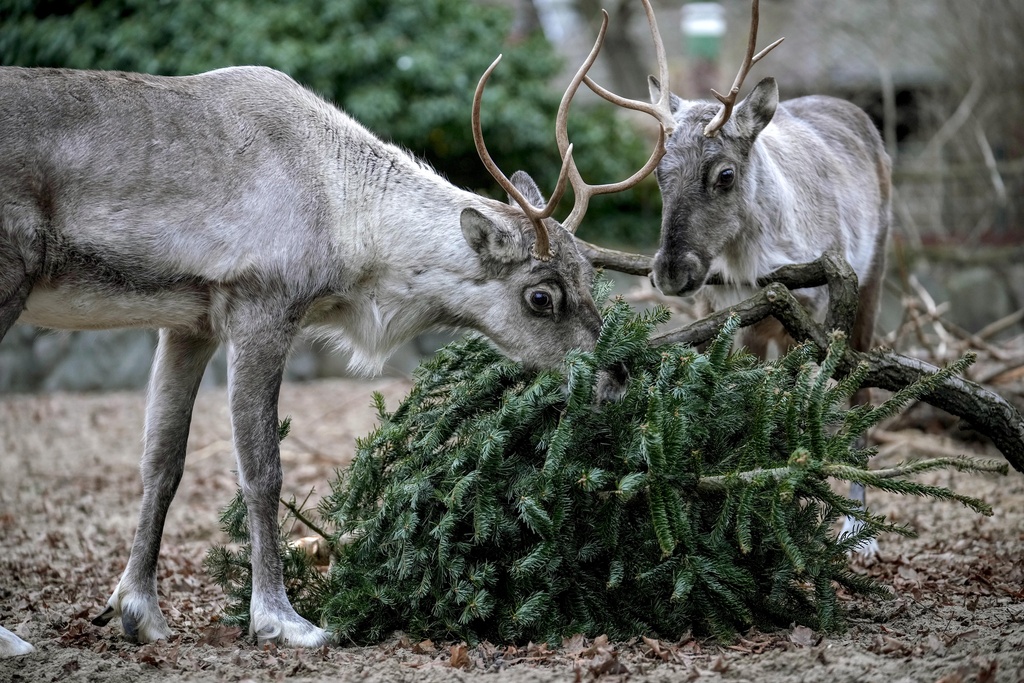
[596,361,629,403]
[651,250,708,297]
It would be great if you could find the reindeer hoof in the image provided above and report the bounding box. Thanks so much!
[850,537,881,561]
[0,626,34,657]
[91,605,116,627]
[840,516,881,560]
[250,609,333,648]
[95,585,172,643]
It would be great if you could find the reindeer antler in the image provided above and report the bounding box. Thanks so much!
[472,55,575,261]
[472,0,674,257]
[703,0,784,138]
[557,0,676,234]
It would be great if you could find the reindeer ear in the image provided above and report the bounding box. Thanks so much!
[461,208,527,266]
[508,170,546,209]
[734,77,778,140]
[648,76,684,115]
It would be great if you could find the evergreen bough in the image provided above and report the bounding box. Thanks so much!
[206,283,1005,645]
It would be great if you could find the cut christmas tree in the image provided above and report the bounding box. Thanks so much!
[205,279,1008,645]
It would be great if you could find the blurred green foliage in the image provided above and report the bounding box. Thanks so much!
[0,0,660,248]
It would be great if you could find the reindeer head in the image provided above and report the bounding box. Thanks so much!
[649,0,783,297]
[457,172,602,371]
[467,0,674,375]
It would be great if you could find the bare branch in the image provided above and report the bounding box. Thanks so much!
[575,238,653,276]
[646,253,1024,475]
[919,76,985,160]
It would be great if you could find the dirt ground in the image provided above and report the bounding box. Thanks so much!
[0,377,1022,683]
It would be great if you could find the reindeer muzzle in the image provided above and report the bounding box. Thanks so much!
[652,250,708,297]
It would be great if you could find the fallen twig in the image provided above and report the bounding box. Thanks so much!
[281,497,333,545]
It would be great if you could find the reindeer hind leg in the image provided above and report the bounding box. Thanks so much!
[0,221,40,655]
[0,222,40,341]
[93,329,218,642]
[841,234,889,559]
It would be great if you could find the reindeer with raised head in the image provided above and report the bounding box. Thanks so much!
[647,0,891,552]
[0,1,675,656]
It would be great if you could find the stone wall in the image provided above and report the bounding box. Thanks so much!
[0,326,457,394]
[3,248,1022,394]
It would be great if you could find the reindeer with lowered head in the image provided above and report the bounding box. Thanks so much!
[647,0,891,552]
[0,1,675,656]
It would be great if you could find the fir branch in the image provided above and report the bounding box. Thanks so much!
[280,497,333,546]
[278,416,292,442]
[830,456,1008,480]
[696,457,1007,496]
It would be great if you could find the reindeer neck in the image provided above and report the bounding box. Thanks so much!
[317,119,469,265]
[721,128,826,282]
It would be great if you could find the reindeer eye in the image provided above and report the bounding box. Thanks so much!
[528,290,553,311]
[716,168,735,190]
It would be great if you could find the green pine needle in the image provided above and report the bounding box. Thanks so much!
[205,279,1004,646]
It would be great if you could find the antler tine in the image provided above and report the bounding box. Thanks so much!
[703,0,784,138]
[474,0,676,247]
[581,0,675,135]
[472,54,576,260]
[557,0,674,234]
[547,9,609,238]
[555,9,610,162]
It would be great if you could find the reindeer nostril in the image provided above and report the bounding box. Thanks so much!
[651,250,707,297]
[652,251,673,294]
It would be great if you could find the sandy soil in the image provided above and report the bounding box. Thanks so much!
[0,378,1022,682]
